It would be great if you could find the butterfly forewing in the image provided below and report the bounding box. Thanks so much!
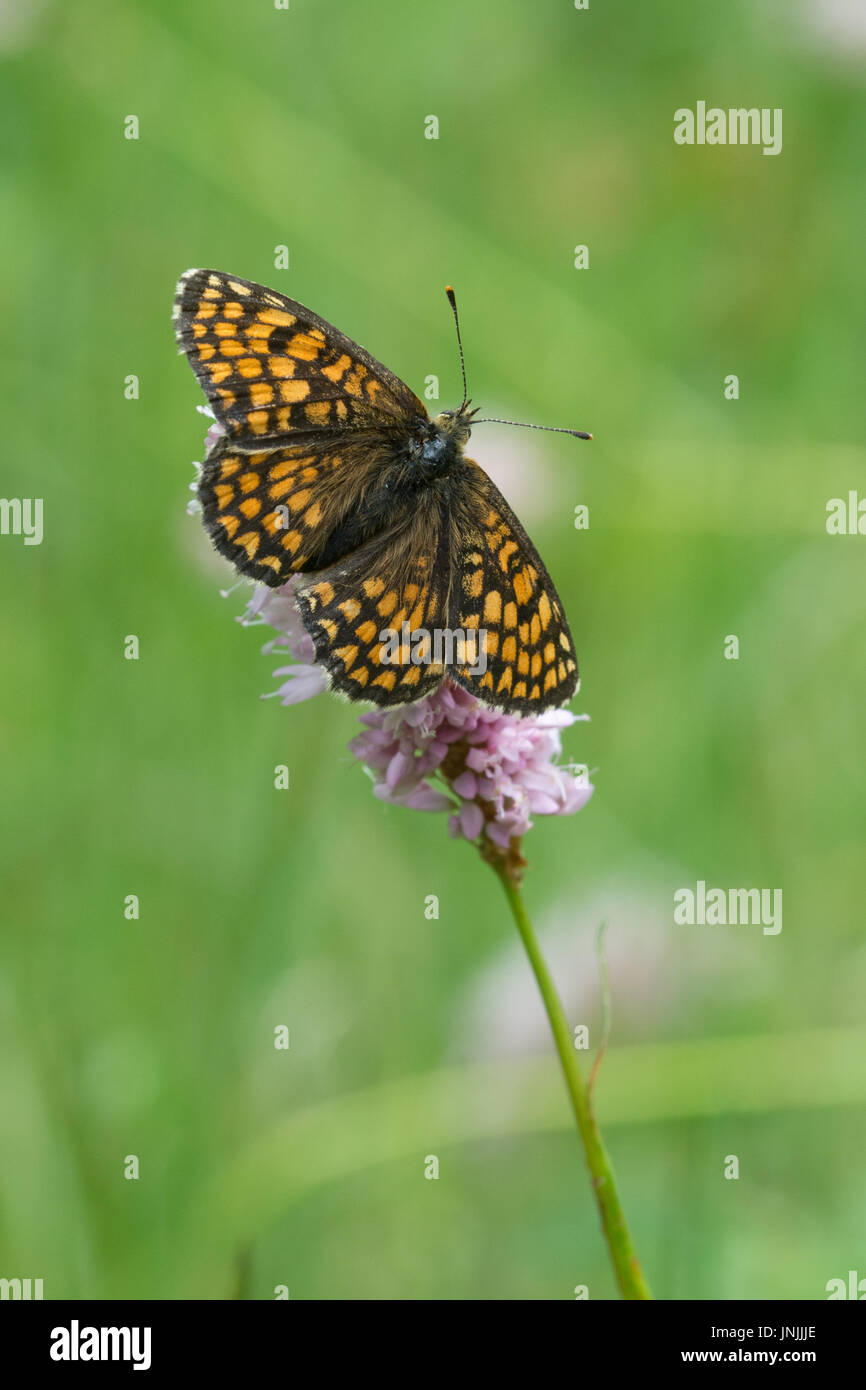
[173,269,425,448]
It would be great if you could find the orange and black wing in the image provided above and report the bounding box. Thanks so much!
[447,461,578,715]
[294,504,451,706]
[173,268,426,448]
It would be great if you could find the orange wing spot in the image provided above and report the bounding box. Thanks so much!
[544,641,557,664]
[201,287,221,301]
[223,301,244,319]
[350,667,369,687]
[235,532,260,560]
[484,510,499,527]
[237,357,262,378]
[462,613,480,629]
[377,590,398,618]
[483,591,502,624]
[363,577,385,598]
[214,320,238,335]
[365,379,382,401]
[566,658,576,673]
[239,471,260,493]
[502,636,517,663]
[356,620,377,643]
[248,411,269,434]
[267,355,296,378]
[335,645,358,667]
[276,408,292,430]
[340,599,362,621]
[513,681,527,699]
[322,353,352,382]
[214,484,234,509]
[530,683,541,701]
[319,618,337,639]
[257,308,296,328]
[557,660,567,681]
[529,614,541,645]
[268,478,297,500]
[499,540,519,573]
[544,668,558,692]
[288,332,322,360]
[336,400,348,421]
[372,670,397,691]
[281,530,303,552]
[504,602,517,629]
[304,401,331,424]
[464,569,483,598]
[559,632,571,651]
[467,551,483,565]
[400,666,421,687]
[408,600,425,631]
[313,581,335,605]
[287,488,312,512]
[404,583,419,602]
[219,458,241,479]
[196,300,217,317]
[208,361,233,384]
[484,631,499,656]
[246,338,270,354]
[530,652,542,678]
[218,514,240,538]
[279,379,310,402]
[305,501,323,527]
[519,623,530,645]
[258,555,282,574]
[496,667,513,694]
[239,497,261,519]
[480,671,494,691]
[218,339,244,356]
[514,570,533,606]
[228,281,252,296]
[343,369,365,397]
[198,343,215,361]
[517,651,530,676]
[216,388,236,407]
[250,382,274,408]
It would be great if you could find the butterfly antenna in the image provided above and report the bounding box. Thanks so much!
[445,286,469,410]
[473,418,593,440]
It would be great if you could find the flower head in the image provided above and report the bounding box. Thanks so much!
[237,577,594,876]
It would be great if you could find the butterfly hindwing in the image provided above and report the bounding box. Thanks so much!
[174,269,426,449]
[446,462,579,715]
[294,505,451,705]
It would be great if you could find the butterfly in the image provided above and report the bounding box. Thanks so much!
[173,269,588,716]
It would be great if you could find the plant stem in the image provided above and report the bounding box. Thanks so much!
[494,865,652,1300]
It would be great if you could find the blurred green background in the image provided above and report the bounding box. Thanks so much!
[1,0,865,1300]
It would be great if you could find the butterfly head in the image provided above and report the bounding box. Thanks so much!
[431,401,478,449]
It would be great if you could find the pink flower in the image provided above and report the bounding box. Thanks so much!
[239,577,329,706]
[236,578,594,854]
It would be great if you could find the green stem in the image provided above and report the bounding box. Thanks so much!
[494,865,652,1300]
